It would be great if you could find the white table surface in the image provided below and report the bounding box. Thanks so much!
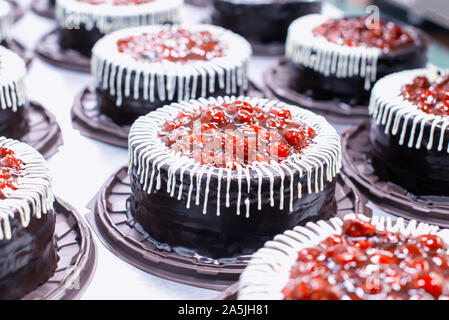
[9,0,435,300]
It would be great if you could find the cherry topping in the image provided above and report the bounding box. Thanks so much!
[342,217,376,237]
[0,148,23,198]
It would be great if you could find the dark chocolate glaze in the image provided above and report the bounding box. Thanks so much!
[129,158,337,259]
[49,0,55,5]
[212,0,322,46]
[288,26,428,106]
[97,70,248,126]
[0,210,58,300]
[369,117,449,196]
[0,105,29,140]
[58,25,103,57]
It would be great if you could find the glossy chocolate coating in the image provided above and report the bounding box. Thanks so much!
[212,0,322,46]
[369,118,449,196]
[0,106,29,140]
[129,160,337,259]
[0,210,58,299]
[97,72,248,126]
[288,26,428,106]
[58,25,103,57]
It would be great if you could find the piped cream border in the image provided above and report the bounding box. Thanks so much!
[91,24,252,106]
[0,137,54,241]
[128,96,341,218]
[369,68,449,153]
[237,214,449,300]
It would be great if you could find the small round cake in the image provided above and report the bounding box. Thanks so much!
[0,46,28,139]
[128,96,341,259]
[0,136,57,300]
[286,14,428,105]
[212,0,322,48]
[92,24,252,126]
[369,68,449,197]
[55,0,183,56]
[239,215,449,300]
[0,1,12,46]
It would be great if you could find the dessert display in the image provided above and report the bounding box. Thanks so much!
[238,215,449,300]
[0,136,57,300]
[55,0,183,57]
[286,14,428,105]
[369,68,449,197]
[0,46,28,139]
[128,96,341,259]
[212,0,321,51]
[91,24,252,126]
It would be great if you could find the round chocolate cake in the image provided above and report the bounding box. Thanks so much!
[55,0,183,57]
[369,68,449,197]
[286,14,428,105]
[212,0,322,49]
[92,24,252,126]
[0,136,57,300]
[128,96,341,259]
[0,46,28,139]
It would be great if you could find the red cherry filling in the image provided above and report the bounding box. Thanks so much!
[283,217,449,300]
[117,27,224,64]
[158,101,316,168]
[401,74,449,117]
[76,0,154,5]
[0,147,23,199]
[312,16,413,53]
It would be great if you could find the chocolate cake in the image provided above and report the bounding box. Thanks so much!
[286,14,428,105]
[212,0,322,49]
[0,46,28,139]
[0,136,57,300]
[55,0,183,57]
[369,68,449,197]
[91,24,252,126]
[128,96,341,259]
[239,215,449,300]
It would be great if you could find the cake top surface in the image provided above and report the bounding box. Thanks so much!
[75,0,155,5]
[93,24,251,70]
[57,0,183,13]
[283,216,449,300]
[0,45,26,94]
[158,100,316,168]
[0,137,54,241]
[117,27,225,64]
[312,16,413,53]
[401,74,449,118]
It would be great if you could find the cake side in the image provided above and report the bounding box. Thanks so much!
[128,96,341,258]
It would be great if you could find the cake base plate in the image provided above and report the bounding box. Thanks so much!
[87,166,370,291]
[264,58,369,125]
[342,122,449,228]
[22,197,97,300]
[9,0,23,23]
[35,28,90,73]
[214,283,238,300]
[71,82,266,148]
[31,0,55,19]
[22,101,63,159]
[7,39,33,68]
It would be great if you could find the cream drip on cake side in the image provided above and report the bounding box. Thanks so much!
[91,24,252,107]
[369,68,449,153]
[0,137,54,241]
[0,46,27,112]
[56,0,183,34]
[286,14,381,90]
[128,96,341,218]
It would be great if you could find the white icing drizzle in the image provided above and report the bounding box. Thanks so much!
[128,96,341,218]
[0,137,54,241]
[285,14,381,90]
[91,24,251,107]
[369,68,449,153]
[0,0,11,42]
[55,0,182,34]
[0,46,27,112]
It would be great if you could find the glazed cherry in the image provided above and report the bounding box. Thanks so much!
[159,101,316,168]
[283,218,449,300]
[312,16,413,53]
[0,148,23,199]
[401,74,449,117]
